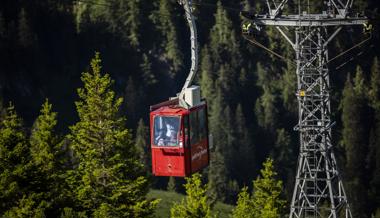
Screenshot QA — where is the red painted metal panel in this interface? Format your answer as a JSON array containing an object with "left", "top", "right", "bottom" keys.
[
  {"left": 190, "top": 139, "right": 209, "bottom": 173},
  {"left": 151, "top": 147, "right": 186, "bottom": 177},
  {"left": 150, "top": 102, "right": 209, "bottom": 177}
]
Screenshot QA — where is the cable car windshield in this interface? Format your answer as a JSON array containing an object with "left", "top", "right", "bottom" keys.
[{"left": 154, "top": 116, "right": 181, "bottom": 146}]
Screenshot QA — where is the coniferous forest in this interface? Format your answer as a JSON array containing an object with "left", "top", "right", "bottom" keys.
[{"left": 1, "top": 0, "right": 380, "bottom": 217}]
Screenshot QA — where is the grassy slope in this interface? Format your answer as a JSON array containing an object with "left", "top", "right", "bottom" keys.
[{"left": 148, "top": 189, "right": 234, "bottom": 218}]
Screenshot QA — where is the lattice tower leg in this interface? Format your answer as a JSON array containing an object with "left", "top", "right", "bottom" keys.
[{"left": 289, "top": 27, "right": 352, "bottom": 218}]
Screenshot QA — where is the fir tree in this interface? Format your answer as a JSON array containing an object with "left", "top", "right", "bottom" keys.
[
  {"left": 369, "top": 57, "right": 380, "bottom": 215},
  {"left": 75, "top": 0, "right": 142, "bottom": 47},
  {"left": 370, "top": 57, "right": 380, "bottom": 110},
  {"left": 30, "top": 99, "right": 58, "bottom": 174},
  {"left": 251, "top": 158, "right": 286, "bottom": 217},
  {"left": 233, "top": 104, "right": 255, "bottom": 184},
  {"left": 207, "top": 88, "right": 228, "bottom": 203},
  {"left": 232, "top": 187, "right": 254, "bottom": 218},
  {"left": 124, "top": 0, "right": 141, "bottom": 46},
  {"left": 150, "top": 0, "right": 183, "bottom": 75},
  {"left": 167, "top": 176, "right": 176, "bottom": 192},
  {"left": 26, "top": 99, "right": 60, "bottom": 216},
  {"left": 67, "top": 53, "right": 158, "bottom": 217},
  {"left": 170, "top": 173, "right": 213, "bottom": 218},
  {"left": 135, "top": 118, "right": 151, "bottom": 172},
  {"left": 17, "top": 8, "right": 34, "bottom": 47},
  {"left": 140, "top": 53, "right": 157, "bottom": 86},
  {"left": 199, "top": 46, "right": 215, "bottom": 102},
  {"left": 124, "top": 76, "right": 144, "bottom": 126},
  {"left": 341, "top": 69, "right": 371, "bottom": 218},
  {"left": 0, "top": 103, "right": 29, "bottom": 215},
  {"left": 281, "top": 59, "right": 297, "bottom": 113},
  {"left": 254, "top": 62, "right": 278, "bottom": 129},
  {"left": 232, "top": 158, "right": 286, "bottom": 218}
]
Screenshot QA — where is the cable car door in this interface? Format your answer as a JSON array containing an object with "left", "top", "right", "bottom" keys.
[
  {"left": 189, "top": 106, "right": 209, "bottom": 173},
  {"left": 151, "top": 115, "right": 186, "bottom": 177}
]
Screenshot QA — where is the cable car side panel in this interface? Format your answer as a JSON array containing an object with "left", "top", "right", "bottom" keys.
[
  {"left": 150, "top": 108, "right": 187, "bottom": 177},
  {"left": 150, "top": 103, "right": 209, "bottom": 177}
]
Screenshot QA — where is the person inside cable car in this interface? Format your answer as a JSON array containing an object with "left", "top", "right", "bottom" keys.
[{"left": 154, "top": 116, "right": 180, "bottom": 146}]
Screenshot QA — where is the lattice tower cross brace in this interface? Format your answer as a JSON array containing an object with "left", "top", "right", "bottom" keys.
[{"left": 242, "top": 0, "right": 367, "bottom": 217}]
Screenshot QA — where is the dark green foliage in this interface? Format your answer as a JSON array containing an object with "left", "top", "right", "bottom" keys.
[
  {"left": 167, "top": 177, "right": 177, "bottom": 192},
  {"left": 75, "top": 0, "right": 142, "bottom": 47},
  {"left": 30, "top": 100, "right": 58, "bottom": 175},
  {"left": 140, "top": 53, "right": 157, "bottom": 85},
  {"left": 232, "top": 104, "right": 255, "bottom": 184},
  {"left": 255, "top": 62, "right": 278, "bottom": 130},
  {"left": 124, "top": 76, "right": 144, "bottom": 125},
  {"left": 369, "top": 57, "right": 380, "bottom": 216},
  {"left": 135, "top": 118, "right": 151, "bottom": 173},
  {"left": 0, "top": 103, "right": 29, "bottom": 214},
  {"left": 150, "top": 0, "right": 183, "bottom": 75},
  {"left": 27, "top": 99, "right": 63, "bottom": 217},
  {"left": 200, "top": 46, "right": 215, "bottom": 101},
  {"left": 67, "top": 53, "right": 158, "bottom": 217},
  {"left": 170, "top": 173, "right": 213, "bottom": 218},
  {"left": 0, "top": 0, "right": 379, "bottom": 215},
  {"left": 17, "top": 8, "right": 34, "bottom": 48},
  {"left": 232, "top": 158, "right": 286, "bottom": 218},
  {"left": 341, "top": 67, "right": 371, "bottom": 217},
  {"left": 207, "top": 88, "right": 228, "bottom": 203}
]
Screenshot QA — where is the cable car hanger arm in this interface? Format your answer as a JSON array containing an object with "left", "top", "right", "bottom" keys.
[{"left": 177, "top": 0, "right": 199, "bottom": 109}]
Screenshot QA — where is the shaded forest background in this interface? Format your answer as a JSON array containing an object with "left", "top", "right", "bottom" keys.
[{"left": 1, "top": 0, "right": 380, "bottom": 217}]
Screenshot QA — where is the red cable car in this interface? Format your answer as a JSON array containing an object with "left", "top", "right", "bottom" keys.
[
  {"left": 150, "top": 0, "right": 210, "bottom": 177},
  {"left": 150, "top": 86, "right": 210, "bottom": 177}
]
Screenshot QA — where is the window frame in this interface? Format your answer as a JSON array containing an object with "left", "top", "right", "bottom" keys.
[{"left": 152, "top": 115, "right": 182, "bottom": 147}]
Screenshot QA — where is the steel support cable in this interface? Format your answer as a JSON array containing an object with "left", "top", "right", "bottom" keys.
[
  {"left": 192, "top": 2, "right": 240, "bottom": 13},
  {"left": 243, "top": 35, "right": 297, "bottom": 67},
  {"left": 335, "top": 44, "right": 375, "bottom": 69},
  {"left": 74, "top": 0, "right": 182, "bottom": 19},
  {"left": 326, "top": 33, "right": 372, "bottom": 65}
]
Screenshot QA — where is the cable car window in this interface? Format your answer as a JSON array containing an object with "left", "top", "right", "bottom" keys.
[
  {"left": 154, "top": 116, "right": 180, "bottom": 146},
  {"left": 183, "top": 115, "right": 190, "bottom": 147},
  {"left": 190, "top": 110, "right": 199, "bottom": 145},
  {"left": 198, "top": 107, "right": 207, "bottom": 140}
]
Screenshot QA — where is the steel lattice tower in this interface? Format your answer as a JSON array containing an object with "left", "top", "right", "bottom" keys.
[{"left": 242, "top": 0, "right": 368, "bottom": 217}]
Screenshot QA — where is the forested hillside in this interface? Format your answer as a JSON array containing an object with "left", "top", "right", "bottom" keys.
[{"left": 1, "top": 0, "right": 380, "bottom": 217}]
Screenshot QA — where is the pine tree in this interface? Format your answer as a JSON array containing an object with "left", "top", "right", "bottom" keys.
[
  {"left": 135, "top": 118, "right": 151, "bottom": 173},
  {"left": 30, "top": 99, "right": 58, "bottom": 174},
  {"left": 232, "top": 158, "right": 286, "bottom": 218},
  {"left": 281, "top": 59, "right": 297, "bottom": 113},
  {"left": 124, "top": 76, "right": 143, "bottom": 125},
  {"left": 140, "top": 53, "right": 157, "bottom": 86},
  {"left": 67, "top": 53, "right": 158, "bottom": 217},
  {"left": 233, "top": 104, "right": 255, "bottom": 184},
  {"left": 75, "top": 0, "right": 141, "bottom": 47},
  {"left": 167, "top": 177, "right": 176, "bottom": 192},
  {"left": 369, "top": 57, "right": 380, "bottom": 215},
  {"left": 207, "top": 88, "right": 228, "bottom": 203},
  {"left": 26, "top": 99, "right": 64, "bottom": 217},
  {"left": 150, "top": 0, "right": 183, "bottom": 75},
  {"left": 232, "top": 187, "right": 254, "bottom": 218},
  {"left": 341, "top": 68, "right": 371, "bottom": 218},
  {"left": 170, "top": 173, "right": 212, "bottom": 218},
  {"left": 251, "top": 158, "right": 286, "bottom": 217},
  {"left": 124, "top": 0, "right": 141, "bottom": 46},
  {"left": 199, "top": 46, "right": 215, "bottom": 103},
  {"left": 370, "top": 57, "right": 380, "bottom": 110},
  {"left": 18, "top": 8, "right": 34, "bottom": 47},
  {"left": 209, "top": 1, "right": 238, "bottom": 60},
  {"left": 0, "top": 103, "right": 29, "bottom": 215},
  {"left": 254, "top": 62, "right": 278, "bottom": 129}
]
